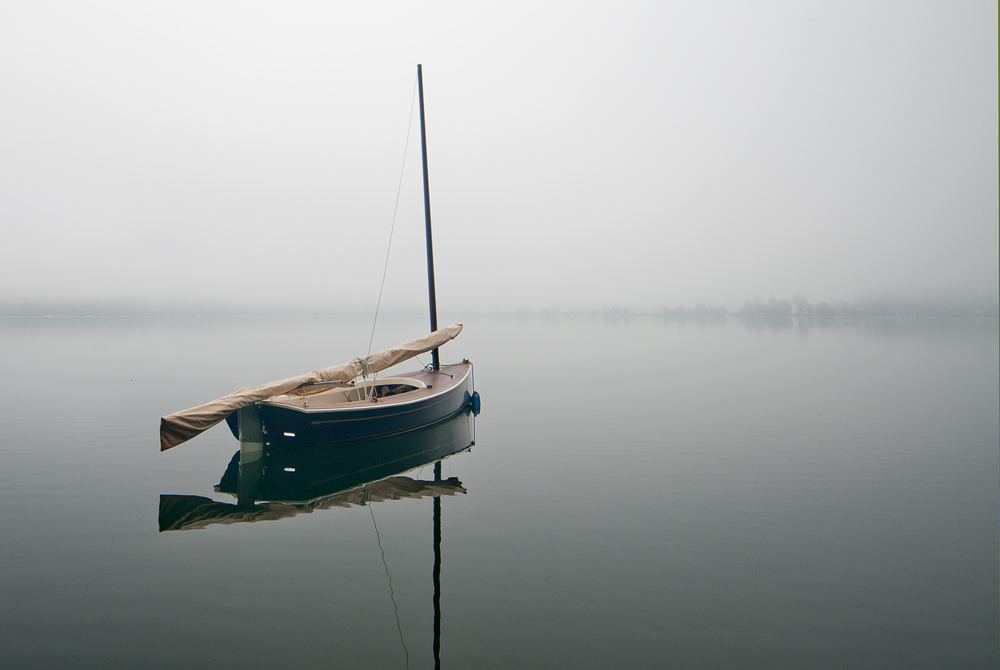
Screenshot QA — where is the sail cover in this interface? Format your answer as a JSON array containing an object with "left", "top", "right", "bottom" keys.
[{"left": 159, "top": 324, "right": 463, "bottom": 451}]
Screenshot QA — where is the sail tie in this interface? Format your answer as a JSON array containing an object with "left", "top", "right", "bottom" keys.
[
  {"left": 353, "top": 356, "right": 371, "bottom": 378},
  {"left": 353, "top": 357, "right": 379, "bottom": 401}
]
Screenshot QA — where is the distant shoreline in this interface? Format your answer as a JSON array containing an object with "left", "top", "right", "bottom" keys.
[
  {"left": 0, "top": 294, "right": 996, "bottom": 319},
  {"left": 0, "top": 310, "right": 996, "bottom": 320}
]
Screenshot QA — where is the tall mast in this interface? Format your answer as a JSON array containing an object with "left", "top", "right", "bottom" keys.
[{"left": 417, "top": 64, "right": 440, "bottom": 370}]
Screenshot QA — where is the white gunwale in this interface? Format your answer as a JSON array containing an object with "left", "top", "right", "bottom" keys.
[{"left": 260, "top": 363, "right": 470, "bottom": 414}]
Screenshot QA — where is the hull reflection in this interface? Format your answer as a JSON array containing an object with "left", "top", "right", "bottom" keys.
[{"left": 160, "top": 407, "right": 474, "bottom": 532}]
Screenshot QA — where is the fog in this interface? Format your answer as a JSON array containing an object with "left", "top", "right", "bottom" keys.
[{"left": 1, "top": 1, "right": 996, "bottom": 314}]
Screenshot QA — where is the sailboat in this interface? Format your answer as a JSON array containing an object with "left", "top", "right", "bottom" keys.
[{"left": 159, "top": 65, "right": 479, "bottom": 452}]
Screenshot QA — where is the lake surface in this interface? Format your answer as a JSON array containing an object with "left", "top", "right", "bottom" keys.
[{"left": 1, "top": 314, "right": 996, "bottom": 668}]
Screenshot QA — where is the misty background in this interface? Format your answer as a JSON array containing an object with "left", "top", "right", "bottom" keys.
[{"left": 1, "top": 1, "right": 996, "bottom": 315}]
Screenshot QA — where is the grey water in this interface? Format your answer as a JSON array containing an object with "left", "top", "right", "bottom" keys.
[{"left": 0, "top": 314, "right": 996, "bottom": 669}]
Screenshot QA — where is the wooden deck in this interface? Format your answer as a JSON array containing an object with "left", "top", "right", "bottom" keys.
[{"left": 263, "top": 362, "right": 470, "bottom": 412}]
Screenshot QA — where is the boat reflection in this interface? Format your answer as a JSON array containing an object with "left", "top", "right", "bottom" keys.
[{"left": 159, "top": 407, "right": 475, "bottom": 532}]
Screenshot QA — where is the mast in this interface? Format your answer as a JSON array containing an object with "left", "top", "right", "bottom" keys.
[{"left": 417, "top": 63, "right": 440, "bottom": 370}]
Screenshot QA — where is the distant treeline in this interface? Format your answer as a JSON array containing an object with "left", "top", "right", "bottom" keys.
[
  {"left": 740, "top": 295, "right": 998, "bottom": 318},
  {"left": 661, "top": 304, "right": 728, "bottom": 317},
  {"left": 0, "top": 300, "right": 213, "bottom": 317},
  {"left": 1, "top": 296, "right": 996, "bottom": 318},
  {"left": 0, "top": 300, "right": 378, "bottom": 317}
]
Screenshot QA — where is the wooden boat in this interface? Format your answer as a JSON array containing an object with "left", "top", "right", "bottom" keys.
[
  {"left": 159, "top": 65, "right": 479, "bottom": 452},
  {"left": 226, "top": 362, "right": 475, "bottom": 448}
]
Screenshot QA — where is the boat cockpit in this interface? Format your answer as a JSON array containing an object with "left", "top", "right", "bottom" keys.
[{"left": 265, "top": 377, "right": 426, "bottom": 408}]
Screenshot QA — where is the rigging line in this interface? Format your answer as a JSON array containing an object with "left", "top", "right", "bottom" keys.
[
  {"left": 368, "top": 75, "right": 419, "bottom": 357},
  {"left": 370, "top": 501, "right": 411, "bottom": 670}
]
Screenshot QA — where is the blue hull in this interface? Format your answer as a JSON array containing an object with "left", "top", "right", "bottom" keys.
[{"left": 226, "top": 363, "right": 475, "bottom": 448}]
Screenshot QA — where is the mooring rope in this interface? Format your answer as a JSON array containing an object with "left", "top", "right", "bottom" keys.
[
  {"left": 367, "top": 75, "right": 419, "bottom": 358},
  {"left": 370, "top": 501, "right": 411, "bottom": 670}
]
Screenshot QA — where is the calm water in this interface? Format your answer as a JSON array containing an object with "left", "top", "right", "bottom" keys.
[{"left": 0, "top": 314, "right": 997, "bottom": 668}]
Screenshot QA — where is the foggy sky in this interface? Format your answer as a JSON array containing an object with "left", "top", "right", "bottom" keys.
[{"left": 1, "top": 1, "right": 996, "bottom": 312}]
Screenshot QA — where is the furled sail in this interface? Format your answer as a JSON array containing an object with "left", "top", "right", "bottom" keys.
[{"left": 159, "top": 324, "right": 463, "bottom": 451}]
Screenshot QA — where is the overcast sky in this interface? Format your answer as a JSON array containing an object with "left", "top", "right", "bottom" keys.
[{"left": 0, "top": 0, "right": 996, "bottom": 312}]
